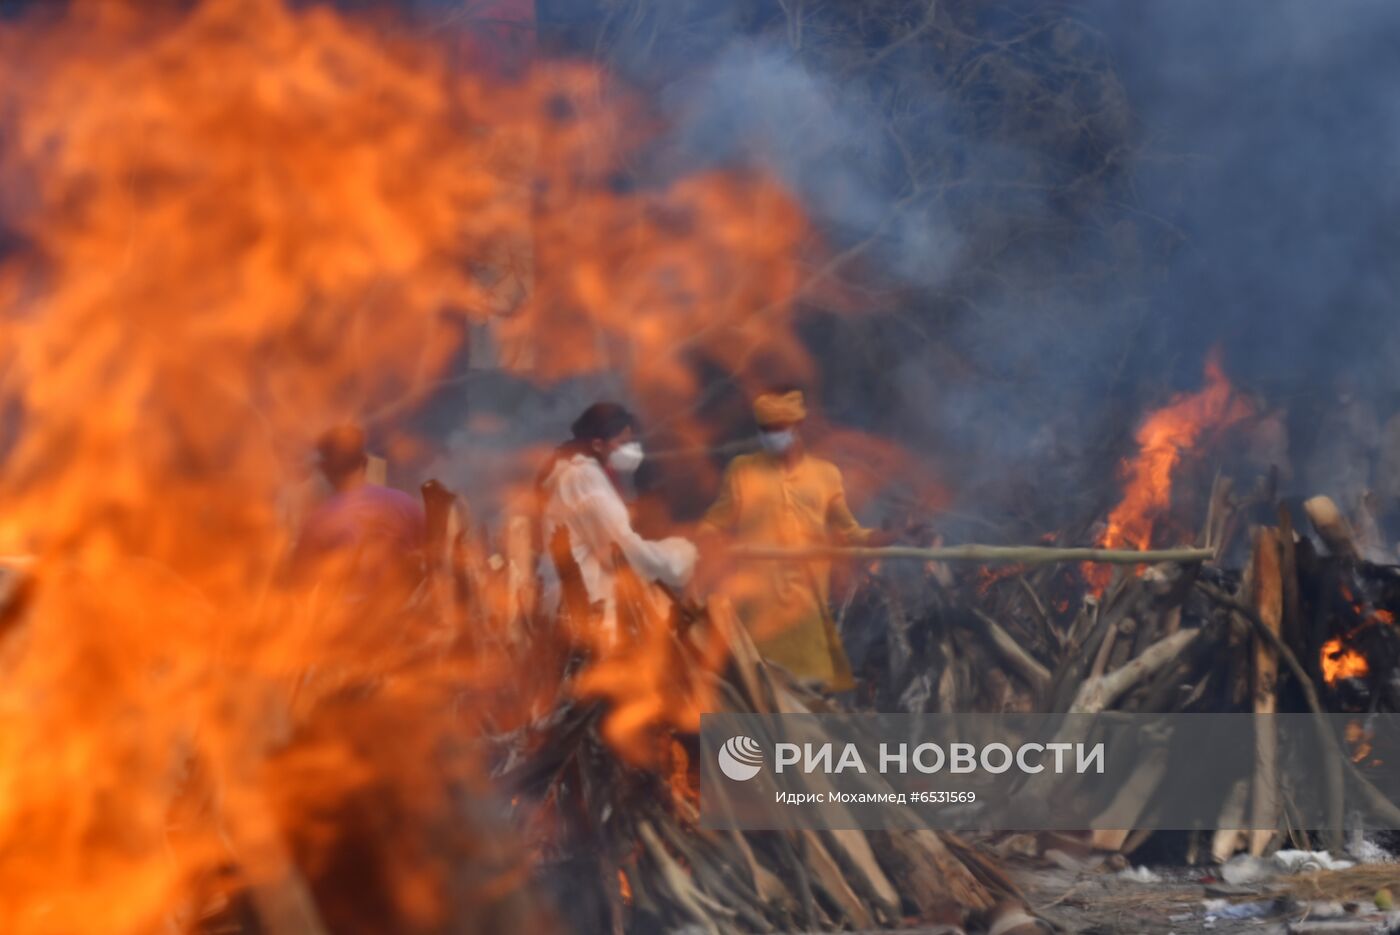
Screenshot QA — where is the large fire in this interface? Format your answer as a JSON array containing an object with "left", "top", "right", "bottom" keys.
[
  {"left": 1088, "top": 349, "right": 1253, "bottom": 591},
  {"left": 0, "top": 0, "right": 836, "bottom": 929}
]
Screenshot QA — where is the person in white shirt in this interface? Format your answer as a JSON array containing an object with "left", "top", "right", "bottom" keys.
[{"left": 537, "top": 402, "right": 697, "bottom": 640}]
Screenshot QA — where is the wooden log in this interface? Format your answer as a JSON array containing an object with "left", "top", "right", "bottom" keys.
[
  {"left": 940, "top": 834, "right": 1027, "bottom": 905},
  {"left": 1016, "top": 575, "right": 1054, "bottom": 641},
  {"left": 1063, "top": 595, "right": 1101, "bottom": 665},
  {"left": 1108, "top": 617, "right": 1139, "bottom": 677},
  {"left": 1049, "top": 578, "right": 1145, "bottom": 712},
  {"left": 1088, "top": 619, "right": 1120, "bottom": 684},
  {"left": 731, "top": 544, "right": 1216, "bottom": 566},
  {"left": 716, "top": 624, "right": 1016, "bottom": 926},
  {"left": 1249, "top": 527, "right": 1284, "bottom": 857},
  {"left": 1120, "top": 828, "right": 1154, "bottom": 856},
  {"left": 1304, "top": 496, "right": 1359, "bottom": 561},
  {"left": 987, "top": 902, "right": 1048, "bottom": 935},
  {"left": 1210, "top": 779, "right": 1248, "bottom": 863},
  {"left": 971, "top": 609, "right": 1052, "bottom": 698},
  {"left": 525, "top": 574, "right": 1027, "bottom": 934},
  {"left": 937, "top": 635, "right": 960, "bottom": 713},
  {"left": 1278, "top": 505, "right": 1306, "bottom": 660},
  {"left": 1085, "top": 687, "right": 1172, "bottom": 851},
  {"left": 1089, "top": 828, "right": 1131, "bottom": 852},
  {"left": 873, "top": 830, "right": 991, "bottom": 922},
  {"left": 1070, "top": 628, "right": 1202, "bottom": 714}
]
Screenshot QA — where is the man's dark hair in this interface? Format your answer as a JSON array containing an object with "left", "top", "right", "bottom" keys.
[
  {"left": 316, "top": 424, "right": 368, "bottom": 487},
  {"left": 570, "top": 402, "right": 638, "bottom": 444}
]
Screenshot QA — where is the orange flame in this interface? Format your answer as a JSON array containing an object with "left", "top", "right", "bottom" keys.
[
  {"left": 1088, "top": 349, "right": 1253, "bottom": 591},
  {"left": 1318, "top": 600, "right": 1394, "bottom": 689},
  {"left": 618, "top": 868, "right": 633, "bottom": 906},
  {"left": 1321, "top": 639, "right": 1370, "bottom": 684},
  {"left": 0, "top": 0, "right": 831, "bottom": 928}
]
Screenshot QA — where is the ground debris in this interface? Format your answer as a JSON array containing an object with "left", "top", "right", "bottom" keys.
[{"left": 1014, "top": 857, "right": 1400, "bottom": 934}]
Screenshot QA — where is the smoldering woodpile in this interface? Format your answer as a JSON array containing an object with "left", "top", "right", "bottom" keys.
[
  {"left": 842, "top": 485, "right": 1400, "bottom": 862},
  {"left": 472, "top": 471, "right": 1400, "bottom": 934},
  {"left": 494, "top": 532, "right": 1040, "bottom": 935},
  {"left": 494, "top": 658, "right": 1035, "bottom": 935},
  {"left": 157, "top": 466, "right": 1400, "bottom": 935}
]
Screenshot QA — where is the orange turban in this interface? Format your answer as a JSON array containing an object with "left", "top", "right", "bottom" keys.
[{"left": 753, "top": 390, "right": 807, "bottom": 426}]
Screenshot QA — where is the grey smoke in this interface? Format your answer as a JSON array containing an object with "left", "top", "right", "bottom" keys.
[
  {"left": 399, "top": 0, "right": 1400, "bottom": 536},
  {"left": 655, "top": 39, "right": 968, "bottom": 290}
]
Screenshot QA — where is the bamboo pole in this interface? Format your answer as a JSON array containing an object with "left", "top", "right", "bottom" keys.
[{"left": 730, "top": 544, "right": 1215, "bottom": 566}]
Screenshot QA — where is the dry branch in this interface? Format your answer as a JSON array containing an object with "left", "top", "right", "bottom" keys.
[
  {"left": 972, "top": 608, "right": 1052, "bottom": 697},
  {"left": 1070, "top": 628, "right": 1202, "bottom": 714}
]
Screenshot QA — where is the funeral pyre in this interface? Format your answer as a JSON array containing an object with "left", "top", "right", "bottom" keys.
[
  {"left": 490, "top": 360, "right": 1400, "bottom": 933},
  {"left": 0, "top": 1, "right": 1397, "bottom": 934},
  {"left": 0, "top": 0, "right": 1046, "bottom": 932}
]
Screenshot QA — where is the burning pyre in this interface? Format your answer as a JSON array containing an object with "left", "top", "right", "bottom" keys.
[
  {"left": 0, "top": 0, "right": 1396, "bottom": 933},
  {"left": 1086, "top": 350, "right": 1255, "bottom": 593},
  {"left": 0, "top": 0, "right": 834, "bottom": 930},
  {"left": 0, "top": 0, "right": 1012, "bottom": 932}
]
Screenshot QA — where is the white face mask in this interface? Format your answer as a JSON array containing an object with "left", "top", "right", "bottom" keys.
[
  {"left": 607, "top": 441, "right": 645, "bottom": 475},
  {"left": 758, "top": 429, "right": 796, "bottom": 454}
]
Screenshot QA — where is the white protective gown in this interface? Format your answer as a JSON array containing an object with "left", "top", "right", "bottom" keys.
[{"left": 538, "top": 454, "right": 696, "bottom": 637}]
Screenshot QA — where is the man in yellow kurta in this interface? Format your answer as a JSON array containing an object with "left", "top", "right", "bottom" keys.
[{"left": 699, "top": 390, "right": 890, "bottom": 691}]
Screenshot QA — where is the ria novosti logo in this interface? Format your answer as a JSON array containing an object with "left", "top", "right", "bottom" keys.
[{"left": 717, "top": 736, "right": 764, "bottom": 781}]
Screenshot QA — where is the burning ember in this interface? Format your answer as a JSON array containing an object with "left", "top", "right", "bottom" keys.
[
  {"left": 1088, "top": 349, "right": 1253, "bottom": 591},
  {"left": 1320, "top": 601, "right": 1397, "bottom": 687},
  {"left": 1321, "top": 638, "right": 1370, "bottom": 684}
]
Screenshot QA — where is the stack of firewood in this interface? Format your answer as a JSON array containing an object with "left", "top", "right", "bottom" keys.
[
  {"left": 431, "top": 471, "right": 1400, "bottom": 931},
  {"left": 493, "top": 534, "right": 1041, "bottom": 935},
  {"left": 842, "top": 483, "right": 1400, "bottom": 863}
]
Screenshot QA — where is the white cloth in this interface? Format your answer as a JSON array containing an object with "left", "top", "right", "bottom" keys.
[{"left": 538, "top": 455, "right": 696, "bottom": 634}]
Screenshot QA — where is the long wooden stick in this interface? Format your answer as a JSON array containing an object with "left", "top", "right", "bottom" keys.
[
  {"left": 1249, "top": 528, "right": 1284, "bottom": 857},
  {"left": 971, "top": 609, "right": 1052, "bottom": 696},
  {"left": 730, "top": 544, "right": 1215, "bottom": 566},
  {"left": 1070, "top": 627, "right": 1201, "bottom": 714}
]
